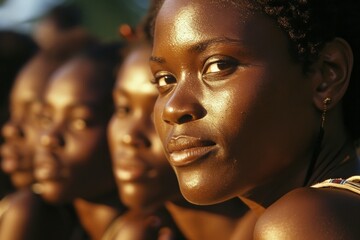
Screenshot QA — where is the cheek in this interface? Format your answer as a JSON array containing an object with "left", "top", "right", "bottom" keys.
[
  {"left": 149, "top": 132, "right": 170, "bottom": 168},
  {"left": 153, "top": 99, "right": 168, "bottom": 144},
  {"left": 24, "top": 127, "right": 40, "bottom": 146},
  {"left": 107, "top": 117, "right": 120, "bottom": 154},
  {"left": 65, "top": 128, "right": 108, "bottom": 162}
]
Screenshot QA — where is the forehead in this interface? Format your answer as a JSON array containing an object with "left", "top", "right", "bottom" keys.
[
  {"left": 11, "top": 56, "right": 54, "bottom": 103},
  {"left": 45, "top": 58, "right": 103, "bottom": 106},
  {"left": 116, "top": 49, "right": 157, "bottom": 96},
  {"left": 153, "top": 0, "right": 286, "bottom": 54},
  {"left": 157, "top": 0, "right": 252, "bottom": 41}
]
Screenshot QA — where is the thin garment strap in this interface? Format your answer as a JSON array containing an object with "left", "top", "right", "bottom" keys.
[{"left": 311, "top": 176, "right": 360, "bottom": 195}]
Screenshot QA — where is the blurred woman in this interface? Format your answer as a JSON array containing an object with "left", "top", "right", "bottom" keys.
[
  {"left": 0, "top": 52, "right": 77, "bottom": 240},
  {"left": 34, "top": 43, "right": 127, "bottom": 240}
]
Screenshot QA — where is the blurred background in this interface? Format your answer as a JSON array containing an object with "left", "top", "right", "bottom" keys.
[{"left": 0, "top": 0, "right": 148, "bottom": 41}]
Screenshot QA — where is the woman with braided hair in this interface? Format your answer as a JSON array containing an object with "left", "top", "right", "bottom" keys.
[{"left": 150, "top": 0, "right": 360, "bottom": 238}]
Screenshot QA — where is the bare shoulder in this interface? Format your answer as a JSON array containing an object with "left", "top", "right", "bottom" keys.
[
  {"left": 254, "top": 187, "right": 360, "bottom": 240},
  {"left": 3, "top": 189, "right": 38, "bottom": 220},
  {"left": 1, "top": 189, "right": 75, "bottom": 240},
  {"left": 0, "top": 189, "right": 41, "bottom": 240}
]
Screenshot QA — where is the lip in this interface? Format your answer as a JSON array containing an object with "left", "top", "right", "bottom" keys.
[
  {"left": 167, "top": 135, "right": 216, "bottom": 167},
  {"left": 34, "top": 151, "right": 63, "bottom": 182},
  {"left": 113, "top": 152, "right": 149, "bottom": 182},
  {"left": 1, "top": 144, "right": 21, "bottom": 173}
]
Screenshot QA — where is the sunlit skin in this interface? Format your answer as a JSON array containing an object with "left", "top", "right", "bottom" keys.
[
  {"left": 109, "top": 45, "right": 254, "bottom": 240},
  {"left": 0, "top": 53, "right": 80, "bottom": 240},
  {"left": 1, "top": 53, "right": 59, "bottom": 189},
  {"left": 151, "top": 0, "right": 360, "bottom": 239},
  {"left": 151, "top": 0, "right": 318, "bottom": 206},
  {"left": 151, "top": 0, "right": 359, "bottom": 204},
  {"left": 108, "top": 46, "right": 181, "bottom": 210},
  {"left": 34, "top": 57, "right": 116, "bottom": 204}
]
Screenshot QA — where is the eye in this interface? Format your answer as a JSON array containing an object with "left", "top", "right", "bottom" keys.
[
  {"left": 39, "top": 114, "right": 53, "bottom": 129},
  {"left": 69, "top": 119, "right": 87, "bottom": 131},
  {"left": 152, "top": 72, "right": 177, "bottom": 94},
  {"left": 27, "top": 102, "right": 43, "bottom": 126},
  {"left": 204, "top": 61, "right": 234, "bottom": 73},
  {"left": 158, "top": 75, "right": 176, "bottom": 87},
  {"left": 202, "top": 56, "right": 239, "bottom": 79},
  {"left": 28, "top": 112, "right": 43, "bottom": 127},
  {"left": 115, "top": 105, "right": 130, "bottom": 118}
]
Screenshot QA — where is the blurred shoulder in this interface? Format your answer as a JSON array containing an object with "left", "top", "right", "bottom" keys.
[
  {"left": 4, "top": 188, "right": 39, "bottom": 217},
  {"left": 254, "top": 187, "right": 360, "bottom": 240}
]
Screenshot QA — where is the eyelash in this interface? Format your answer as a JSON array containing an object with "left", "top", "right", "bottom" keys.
[
  {"left": 39, "top": 114, "right": 90, "bottom": 131},
  {"left": 151, "top": 56, "right": 239, "bottom": 92},
  {"left": 201, "top": 56, "right": 239, "bottom": 80},
  {"left": 151, "top": 72, "right": 177, "bottom": 94},
  {"left": 114, "top": 105, "right": 131, "bottom": 117}
]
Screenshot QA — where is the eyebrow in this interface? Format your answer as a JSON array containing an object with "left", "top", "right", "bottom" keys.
[
  {"left": 149, "top": 37, "right": 245, "bottom": 64},
  {"left": 189, "top": 37, "right": 245, "bottom": 53},
  {"left": 149, "top": 56, "right": 166, "bottom": 64},
  {"left": 112, "top": 88, "right": 129, "bottom": 98}
]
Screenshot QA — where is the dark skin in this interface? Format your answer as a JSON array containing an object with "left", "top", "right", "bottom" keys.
[
  {"left": 1, "top": 53, "right": 60, "bottom": 189},
  {"left": 34, "top": 57, "right": 124, "bottom": 240},
  {"left": 108, "top": 46, "right": 251, "bottom": 240},
  {"left": 0, "top": 53, "right": 76, "bottom": 240},
  {"left": 151, "top": 0, "right": 360, "bottom": 239}
]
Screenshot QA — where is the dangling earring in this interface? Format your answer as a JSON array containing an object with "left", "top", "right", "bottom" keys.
[
  {"left": 321, "top": 97, "right": 332, "bottom": 128},
  {"left": 304, "top": 97, "right": 332, "bottom": 186}
]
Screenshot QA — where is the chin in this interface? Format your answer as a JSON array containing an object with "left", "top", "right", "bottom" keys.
[
  {"left": 120, "top": 184, "right": 162, "bottom": 210},
  {"left": 34, "top": 181, "right": 71, "bottom": 205},
  {"left": 176, "top": 170, "right": 235, "bottom": 205},
  {"left": 11, "top": 172, "right": 34, "bottom": 189}
]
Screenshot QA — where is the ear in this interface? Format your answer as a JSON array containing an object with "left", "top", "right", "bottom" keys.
[{"left": 311, "top": 38, "right": 353, "bottom": 111}]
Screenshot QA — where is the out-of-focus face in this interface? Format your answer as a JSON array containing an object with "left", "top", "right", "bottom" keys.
[
  {"left": 1, "top": 55, "right": 52, "bottom": 189},
  {"left": 151, "top": 0, "right": 318, "bottom": 205},
  {"left": 34, "top": 58, "right": 115, "bottom": 204},
  {"left": 33, "top": 19, "right": 59, "bottom": 51},
  {"left": 108, "top": 47, "right": 180, "bottom": 209}
]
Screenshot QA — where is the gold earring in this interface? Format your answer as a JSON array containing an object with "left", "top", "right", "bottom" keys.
[{"left": 321, "top": 97, "right": 332, "bottom": 128}]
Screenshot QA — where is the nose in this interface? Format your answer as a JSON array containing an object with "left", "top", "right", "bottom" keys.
[
  {"left": 162, "top": 85, "right": 206, "bottom": 125},
  {"left": 2, "top": 121, "right": 24, "bottom": 140},
  {"left": 121, "top": 129, "right": 151, "bottom": 149},
  {"left": 39, "top": 127, "right": 65, "bottom": 149}
]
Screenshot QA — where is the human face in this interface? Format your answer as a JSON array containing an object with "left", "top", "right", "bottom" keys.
[
  {"left": 1, "top": 55, "right": 50, "bottom": 189},
  {"left": 34, "top": 58, "right": 115, "bottom": 204},
  {"left": 151, "top": 0, "right": 319, "bottom": 205},
  {"left": 108, "top": 47, "right": 180, "bottom": 209}
]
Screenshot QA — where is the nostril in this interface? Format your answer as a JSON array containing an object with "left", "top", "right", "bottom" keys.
[
  {"left": 2, "top": 123, "right": 24, "bottom": 139},
  {"left": 121, "top": 133, "right": 152, "bottom": 148},
  {"left": 143, "top": 138, "right": 151, "bottom": 148},
  {"left": 178, "top": 114, "right": 194, "bottom": 124},
  {"left": 40, "top": 134, "right": 64, "bottom": 148}
]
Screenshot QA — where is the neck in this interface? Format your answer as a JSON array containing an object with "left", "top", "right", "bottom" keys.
[
  {"left": 241, "top": 107, "right": 359, "bottom": 209},
  {"left": 73, "top": 191, "right": 125, "bottom": 240},
  {"left": 165, "top": 198, "right": 248, "bottom": 240},
  {"left": 308, "top": 110, "right": 359, "bottom": 183}
]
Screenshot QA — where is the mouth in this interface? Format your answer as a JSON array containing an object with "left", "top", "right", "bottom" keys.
[
  {"left": 167, "top": 135, "right": 216, "bottom": 167},
  {"left": 114, "top": 163, "right": 147, "bottom": 182},
  {"left": 113, "top": 153, "right": 150, "bottom": 182},
  {"left": 1, "top": 145, "right": 21, "bottom": 173},
  {"left": 34, "top": 152, "right": 63, "bottom": 182}
]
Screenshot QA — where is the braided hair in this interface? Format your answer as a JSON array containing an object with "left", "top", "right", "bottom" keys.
[{"left": 151, "top": 0, "right": 360, "bottom": 140}]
